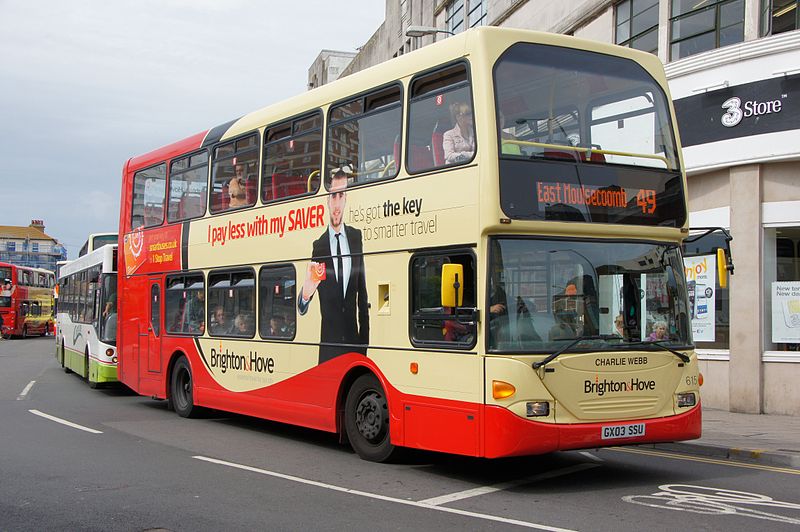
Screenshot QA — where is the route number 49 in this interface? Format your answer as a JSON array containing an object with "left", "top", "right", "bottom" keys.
[{"left": 636, "top": 189, "right": 657, "bottom": 214}]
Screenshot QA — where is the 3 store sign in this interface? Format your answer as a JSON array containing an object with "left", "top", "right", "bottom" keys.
[{"left": 721, "top": 94, "right": 786, "bottom": 127}]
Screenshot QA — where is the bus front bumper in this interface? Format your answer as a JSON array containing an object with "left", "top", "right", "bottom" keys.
[{"left": 483, "top": 402, "right": 702, "bottom": 458}]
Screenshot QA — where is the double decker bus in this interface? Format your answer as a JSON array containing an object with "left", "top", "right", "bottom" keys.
[
  {"left": 79, "top": 232, "right": 118, "bottom": 257},
  {"left": 0, "top": 262, "right": 55, "bottom": 338},
  {"left": 118, "top": 28, "right": 722, "bottom": 461},
  {"left": 55, "top": 245, "right": 118, "bottom": 387}
]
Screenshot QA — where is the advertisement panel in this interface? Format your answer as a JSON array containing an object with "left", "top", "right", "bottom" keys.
[
  {"left": 684, "top": 255, "right": 716, "bottom": 342},
  {"left": 772, "top": 281, "right": 800, "bottom": 343}
]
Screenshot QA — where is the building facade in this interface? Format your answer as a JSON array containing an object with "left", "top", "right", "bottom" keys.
[
  {"left": 314, "top": 0, "right": 800, "bottom": 415},
  {"left": 0, "top": 220, "right": 67, "bottom": 272}
]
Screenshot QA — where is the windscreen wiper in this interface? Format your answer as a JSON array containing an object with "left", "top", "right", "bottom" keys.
[
  {"left": 621, "top": 339, "right": 690, "bottom": 363},
  {"left": 533, "top": 334, "right": 622, "bottom": 369}
]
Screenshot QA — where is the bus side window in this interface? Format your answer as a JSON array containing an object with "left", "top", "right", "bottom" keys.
[
  {"left": 132, "top": 164, "right": 167, "bottom": 229},
  {"left": 168, "top": 151, "right": 208, "bottom": 223},
  {"left": 408, "top": 62, "right": 474, "bottom": 174},
  {"left": 263, "top": 112, "right": 322, "bottom": 203},
  {"left": 258, "top": 265, "right": 296, "bottom": 339},
  {"left": 409, "top": 250, "right": 476, "bottom": 347},
  {"left": 210, "top": 134, "right": 258, "bottom": 214},
  {"left": 326, "top": 85, "right": 401, "bottom": 187}
]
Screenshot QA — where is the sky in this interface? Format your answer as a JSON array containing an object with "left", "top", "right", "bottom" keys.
[{"left": 0, "top": 0, "right": 386, "bottom": 259}]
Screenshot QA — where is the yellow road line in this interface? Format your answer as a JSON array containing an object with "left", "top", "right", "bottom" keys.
[{"left": 606, "top": 446, "right": 800, "bottom": 475}]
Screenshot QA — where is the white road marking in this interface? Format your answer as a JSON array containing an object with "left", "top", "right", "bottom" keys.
[
  {"left": 623, "top": 484, "right": 800, "bottom": 525},
  {"left": 28, "top": 409, "right": 103, "bottom": 434},
  {"left": 419, "top": 463, "right": 599, "bottom": 506},
  {"left": 193, "top": 455, "right": 577, "bottom": 531},
  {"left": 579, "top": 451, "right": 604, "bottom": 462},
  {"left": 17, "top": 380, "right": 36, "bottom": 400}
]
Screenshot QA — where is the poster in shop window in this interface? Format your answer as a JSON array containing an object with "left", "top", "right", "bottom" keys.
[
  {"left": 772, "top": 281, "right": 800, "bottom": 343},
  {"left": 684, "top": 255, "right": 716, "bottom": 342}
]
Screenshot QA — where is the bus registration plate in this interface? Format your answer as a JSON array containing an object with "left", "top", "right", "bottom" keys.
[{"left": 601, "top": 423, "right": 645, "bottom": 440}]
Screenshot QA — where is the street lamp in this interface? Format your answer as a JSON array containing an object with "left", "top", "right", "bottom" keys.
[{"left": 405, "top": 25, "right": 454, "bottom": 39}]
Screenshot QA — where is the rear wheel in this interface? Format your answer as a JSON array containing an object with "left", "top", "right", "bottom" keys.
[
  {"left": 344, "top": 374, "right": 396, "bottom": 462},
  {"left": 171, "top": 356, "right": 198, "bottom": 418}
]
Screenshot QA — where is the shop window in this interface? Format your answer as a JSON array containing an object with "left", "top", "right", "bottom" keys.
[
  {"left": 683, "top": 233, "right": 730, "bottom": 350},
  {"left": 765, "top": 227, "right": 800, "bottom": 352},
  {"left": 670, "top": 0, "right": 744, "bottom": 60},
  {"left": 615, "top": 0, "right": 659, "bottom": 54},
  {"left": 259, "top": 265, "right": 296, "bottom": 339},
  {"left": 326, "top": 84, "right": 401, "bottom": 187},
  {"left": 131, "top": 163, "right": 167, "bottom": 229},
  {"left": 761, "top": 0, "right": 800, "bottom": 36},
  {"left": 410, "top": 251, "right": 476, "bottom": 347}
]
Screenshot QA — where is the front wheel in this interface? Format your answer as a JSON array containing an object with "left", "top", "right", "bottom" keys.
[
  {"left": 170, "top": 356, "right": 199, "bottom": 418},
  {"left": 344, "top": 374, "right": 396, "bottom": 462}
]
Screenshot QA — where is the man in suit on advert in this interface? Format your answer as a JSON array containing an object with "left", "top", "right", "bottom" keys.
[{"left": 298, "top": 169, "right": 369, "bottom": 363}]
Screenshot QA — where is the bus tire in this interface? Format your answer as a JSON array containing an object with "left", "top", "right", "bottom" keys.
[
  {"left": 84, "top": 350, "right": 91, "bottom": 383},
  {"left": 344, "top": 373, "right": 396, "bottom": 462},
  {"left": 22, "top": 326, "right": 27, "bottom": 338},
  {"left": 171, "top": 356, "right": 198, "bottom": 418}
]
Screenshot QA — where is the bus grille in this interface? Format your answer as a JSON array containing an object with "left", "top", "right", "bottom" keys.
[{"left": 577, "top": 396, "right": 660, "bottom": 417}]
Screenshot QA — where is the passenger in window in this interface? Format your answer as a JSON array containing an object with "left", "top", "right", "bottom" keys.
[
  {"left": 187, "top": 290, "right": 205, "bottom": 334},
  {"left": 210, "top": 305, "right": 232, "bottom": 335},
  {"left": 268, "top": 314, "right": 289, "bottom": 337},
  {"left": 228, "top": 164, "right": 249, "bottom": 208},
  {"left": 614, "top": 314, "right": 626, "bottom": 337},
  {"left": 443, "top": 102, "right": 475, "bottom": 164},
  {"left": 647, "top": 321, "right": 668, "bottom": 342},
  {"left": 234, "top": 312, "right": 254, "bottom": 336}
]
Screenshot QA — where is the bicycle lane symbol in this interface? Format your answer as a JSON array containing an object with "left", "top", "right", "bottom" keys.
[{"left": 623, "top": 484, "right": 800, "bottom": 526}]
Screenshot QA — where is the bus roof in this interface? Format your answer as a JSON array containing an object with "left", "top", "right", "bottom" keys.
[
  {"left": 60, "top": 244, "right": 117, "bottom": 278},
  {"left": 126, "top": 27, "right": 668, "bottom": 166}
]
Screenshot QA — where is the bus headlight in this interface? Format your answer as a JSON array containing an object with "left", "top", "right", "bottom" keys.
[
  {"left": 106, "top": 348, "right": 114, "bottom": 357},
  {"left": 677, "top": 392, "right": 696, "bottom": 408},
  {"left": 526, "top": 401, "right": 550, "bottom": 417}
]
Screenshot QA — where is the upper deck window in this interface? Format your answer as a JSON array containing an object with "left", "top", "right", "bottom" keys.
[
  {"left": 131, "top": 163, "right": 167, "bottom": 229},
  {"left": 326, "top": 85, "right": 401, "bottom": 188},
  {"left": 262, "top": 111, "right": 322, "bottom": 202},
  {"left": 407, "top": 62, "right": 475, "bottom": 173},
  {"left": 168, "top": 151, "right": 208, "bottom": 222},
  {"left": 494, "top": 43, "right": 678, "bottom": 170},
  {"left": 494, "top": 43, "right": 685, "bottom": 226},
  {"left": 210, "top": 133, "right": 259, "bottom": 213}
]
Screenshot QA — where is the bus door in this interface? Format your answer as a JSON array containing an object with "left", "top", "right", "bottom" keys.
[{"left": 146, "top": 280, "right": 162, "bottom": 374}]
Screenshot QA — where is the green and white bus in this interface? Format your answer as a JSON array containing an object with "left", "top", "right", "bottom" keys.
[{"left": 55, "top": 244, "right": 118, "bottom": 387}]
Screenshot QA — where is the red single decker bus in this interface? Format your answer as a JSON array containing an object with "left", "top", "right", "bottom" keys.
[{"left": 1, "top": 262, "right": 55, "bottom": 338}]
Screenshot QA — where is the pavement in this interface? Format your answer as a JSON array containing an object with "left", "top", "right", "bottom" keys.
[{"left": 647, "top": 406, "right": 800, "bottom": 468}]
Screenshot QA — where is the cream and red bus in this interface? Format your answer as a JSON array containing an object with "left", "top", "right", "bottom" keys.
[{"left": 117, "top": 27, "right": 713, "bottom": 461}]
